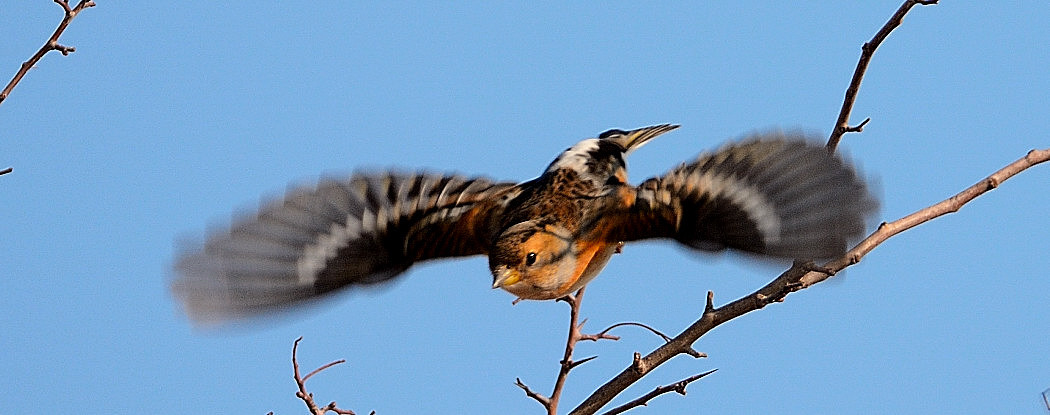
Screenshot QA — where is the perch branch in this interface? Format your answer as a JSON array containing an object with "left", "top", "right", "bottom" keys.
[
  {"left": 826, "top": 0, "right": 937, "bottom": 152},
  {"left": 0, "top": 0, "right": 96, "bottom": 106},
  {"left": 519, "top": 288, "right": 619, "bottom": 414},
  {"left": 570, "top": 149, "right": 1050, "bottom": 414}
]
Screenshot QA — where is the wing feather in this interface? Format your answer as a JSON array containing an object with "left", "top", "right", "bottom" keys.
[
  {"left": 603, "top": 133, "right": 876, "bottom": 259},
  {"left": 172, "top": 172, "right": 515, "bottom": 325}
]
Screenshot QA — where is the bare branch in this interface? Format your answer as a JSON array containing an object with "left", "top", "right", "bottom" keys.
[
  {"left": 0, "top": 167, "right": 12, "bottom": 176},
  {"left": 600, "top": 370, "right": 717, "bottom": 415},
  {"left": 571, "top": 149, "right": 1049, "bottom": 414},
  {"left": 591, "top": 322, "right": 670, "bottom": 343},
  {"left": 290, "top": 337, "right": 369, "bottom": 415},
  {"left": 802, "top": 147, "right": 1050, "bottom": 287},
  {"left": 826, "top": 0, "right": 937, "bottom": 152},
  {"left": 516, "top": 378, "right": 552, "bottom": 408},
  {"left": 519, "top": 287, "right": 624, "bottom": 414},
  {"left": 0, "top": 0, "right": 96, "bottom": 106},
  {"left": 587, "top": 322, "right": 705, "bottom": 359},
  {"left": 546, "top": 288, "right": 588, "bottom": 414},
  {"left": 303, "top": 359, "right": 347, "bottom": 384}
]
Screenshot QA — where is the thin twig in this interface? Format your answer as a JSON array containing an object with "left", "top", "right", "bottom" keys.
[
  {"left": 570, "top": 148, "right": 1050, "bottom": 415},
  {"left": 290, "top": 337, "right": 369, "bottom": 415},
  {"left": 0, "top": 0, "right": 96, "bottom": 106},
  {"left": 303, "top": 359, "right": 347, "bottom": 383},
  {"left": 600, "top": 370, "right": 718, "bottom": 415},
  {"left": 592, "top": 322, "right": 671, "bottom": 343},
  {"left": 516, "top": 378, "right": 551, "bottom": 407},
  {"left": 801, "top": 147, "right": 1050, "bottom": 287},
  {"left": 586, "top": 322, "right": 706, "bottom": 359},
  {"left": 826, "top": 0, "right": 937, "bottom": 152},
  {"left": 0, "top": 167, "right": 12, "bottom": 176}
]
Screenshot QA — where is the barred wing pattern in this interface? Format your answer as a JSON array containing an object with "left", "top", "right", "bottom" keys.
[
  {"left": 609, "top": 133, "right": 876, "bottom": 260},
  {"left": 172, "top": 172, "right": 515, "bottom": 324}
]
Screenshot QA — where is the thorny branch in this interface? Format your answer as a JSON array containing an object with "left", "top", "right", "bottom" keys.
[
  {"left": 290, "top": 337, "right": 371, "bottom": 415},
  {"left": 600, "top": 370, "right": 717, "bottom": 415},
  {"left": 826, "top": 0, "right": 938, "bottom": 153},
  {"left": 517, "top": 288, "right": 620, "bottom": 415},
  {"left": 0, "top": 0, "right": 95, "bottom": 107},
  {"left": 569, "top": 147, "right": 1050, "bottom": 413}
]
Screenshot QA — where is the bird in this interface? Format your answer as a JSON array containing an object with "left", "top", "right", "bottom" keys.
[{"left": 172, "top": 125, "right": 877, "bottom": 325}]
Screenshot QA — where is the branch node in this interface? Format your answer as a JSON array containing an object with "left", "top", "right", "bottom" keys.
[
  {"left": 985, "top": 176, "right": 1000, "bottom": 190},
  {"left": 2, "top": 0, "right": 94, "bottom": 107},
  {"left": 54, "top": 43, "right": 76, "bottom": 56},
  {"left": 684, "top": 347, "right": 707, "bottom": 359},
  {"left": 290, "top": 338, "right": 364, "bottom": 415},
  {"left": 845, "top": 117, "right": 872, "bottom": 133},
  {"left": 798, "top": 260, "right": 836, "bottom": 277},
  {"left": 704, "top": 290, "right": 715, "bottom": 313},
  {"left": 55, "top": 0, "right": 73, "bottom": 14},
  {"left": 599, "top": 369, "right": 719, "bottom": 415},
  {"left": 567, "top": 355, "right": 599, "bottom": 370},
  {"left": 826, "top": 0, "right": 936, "bottom": 152},
  {"left": 630, "top": 352, "right": 648, "bottom": 374}
]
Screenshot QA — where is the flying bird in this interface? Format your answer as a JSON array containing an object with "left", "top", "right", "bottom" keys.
[{"left": 172, "top": 125, "right": 876, "bottom": 324}]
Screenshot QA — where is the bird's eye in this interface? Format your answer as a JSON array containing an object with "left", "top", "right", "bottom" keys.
[{"left": 525, "top": 252, "right": 538, "bottom": 266}]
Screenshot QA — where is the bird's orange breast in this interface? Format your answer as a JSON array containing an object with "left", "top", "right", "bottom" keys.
[{"left": 557, "top": 239, "right": 619, "bottom": 296}]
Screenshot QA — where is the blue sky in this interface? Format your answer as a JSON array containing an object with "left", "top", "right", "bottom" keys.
[{"left": 3, "top": 2, "right": 1049, "bottom": 414}]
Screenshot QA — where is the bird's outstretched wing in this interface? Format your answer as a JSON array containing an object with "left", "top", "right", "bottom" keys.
[
  {"left": 172, "top": 172, "right": 516, "bottom": 325},
  {"left": 602, "top": 133, "right": 877, "bottom": 259}
]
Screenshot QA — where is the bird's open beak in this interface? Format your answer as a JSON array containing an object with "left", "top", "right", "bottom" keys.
[{"left": 492, "top": 267, "right": 521, "bottom": 289}]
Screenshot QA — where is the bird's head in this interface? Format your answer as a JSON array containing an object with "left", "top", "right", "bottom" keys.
[
  {"left": 489, "top": 221, "right": 576, "bottom": 300},
  {"left": 543, "top": 124, "right": 680, "bottom": 188}
]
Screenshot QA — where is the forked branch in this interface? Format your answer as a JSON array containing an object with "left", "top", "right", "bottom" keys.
[
  {"left": 826, "top": 0, "right": 939, "bottom": 152},
  {"left": 518, "top": 288, "right": 620, "bottom": 415},
  {"left": 0, "top": 0, "right": 96, "bottom": 106},
  {"left": 290, "top": 337, "right": 371, "bottom": 415}
]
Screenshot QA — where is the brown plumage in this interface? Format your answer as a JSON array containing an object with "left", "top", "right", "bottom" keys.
[{"left": 172, "top": 125, "right": 877, "bottom": 325}]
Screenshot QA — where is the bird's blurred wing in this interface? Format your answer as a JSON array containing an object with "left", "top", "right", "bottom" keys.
[
  {"left": 172, "top": 172, "right": 516, "bottom": 325},
  {"left": 603, "top": 133, "right": 877, "bottom": 259}
]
